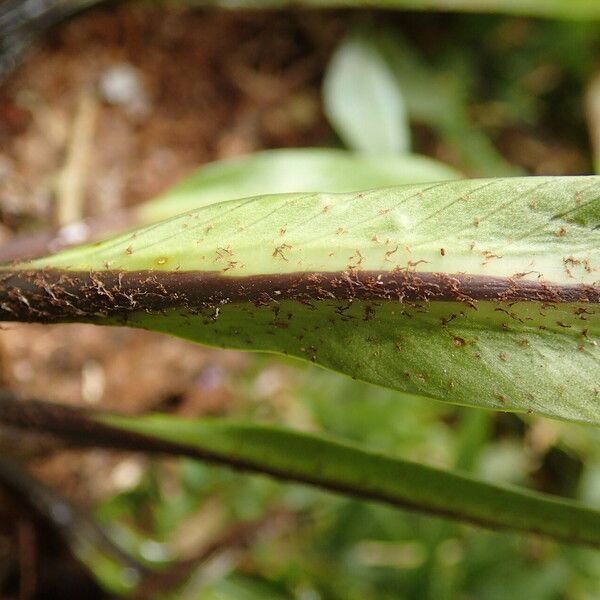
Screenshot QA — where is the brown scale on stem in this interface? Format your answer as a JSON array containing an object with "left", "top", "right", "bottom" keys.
[{"left": 0, "top": 269, "right": 596, "bottom": 323}]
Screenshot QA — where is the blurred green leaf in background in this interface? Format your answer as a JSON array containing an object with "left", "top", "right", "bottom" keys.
[{"left": 323, "top": 31, "right": 411, "bottom": 153}]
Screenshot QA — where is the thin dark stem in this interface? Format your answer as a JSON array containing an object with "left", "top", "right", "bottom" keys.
[
  {"left": 0, "top": 455, "right": 146, "bottom": 574},
  {"left": 0, "top": 391, "right": 191, "bottom": 455}
]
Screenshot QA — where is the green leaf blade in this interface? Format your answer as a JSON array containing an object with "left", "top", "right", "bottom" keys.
[
  {"left": 6, "top": 393, "right": 600, "bottom": 547},
  {"left": 2, "top": 176, "right": 599, "bottom": 424},
  {"left": 99, "top": 413, "right": 600, "bottom": 548},
  {"left": 139, "top": 148, "right": 459, "bottom": 223}
]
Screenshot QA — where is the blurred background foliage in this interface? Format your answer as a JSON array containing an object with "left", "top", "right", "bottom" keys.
[{"left": 1, "top": 1, "right": 600, "bottom": 598}]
